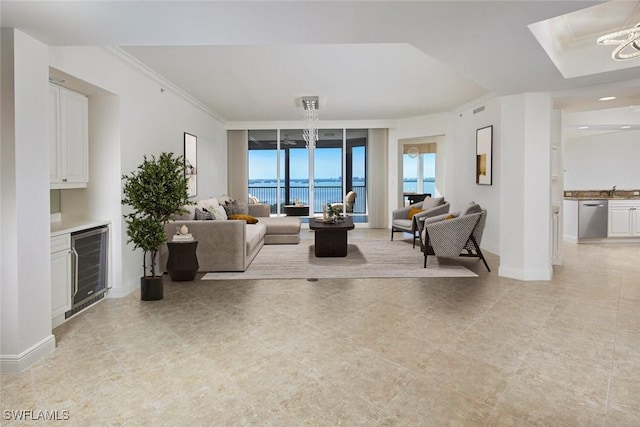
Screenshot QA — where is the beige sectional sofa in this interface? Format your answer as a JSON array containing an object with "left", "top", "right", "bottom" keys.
[{"left": 160, "top": 197, "right": 300, "bottom": 272}]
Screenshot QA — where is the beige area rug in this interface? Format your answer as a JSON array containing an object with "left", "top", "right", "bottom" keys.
[{"left": 201, "top": 237, "right": 477, "bottom": 280}]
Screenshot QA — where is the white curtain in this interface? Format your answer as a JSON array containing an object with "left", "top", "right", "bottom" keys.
[
  {"left": 227, "top": 130, "right": 248, "bottom": 203},
  {"left": 367, "top": 129, "right": 389, "bottom": 229}
]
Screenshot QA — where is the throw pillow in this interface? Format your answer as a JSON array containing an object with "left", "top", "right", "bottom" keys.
[
  {"left": 194, "top": 207, "right": 213, "bottom": 220},
  {"left": 408, "top": 207, "right": 423, "bottom": 219},
  {"left": 211, "top": 205, "right": 228, "bottom": 220},
  {"left": 229, "top": 214, "right": 259, "bottom": 224},
  {"left": 444, "top": 214, "right": 456, "bottom": 220},
  {"left": 460, "top": 202, "right": 482, "bottom": 216},
  {"left": 421, "top": 196, "right": 444, "bottom": 210},
  {"left": 223, "top": 200, "right": 242, "bottom": 216}
]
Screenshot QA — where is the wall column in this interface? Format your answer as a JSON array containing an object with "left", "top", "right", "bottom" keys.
[
  {"left": 499, "top": 93, "right": 553, "bottom": 280},
  {"left": 1, "top": 29, "right": 55, "bottom": 372}
]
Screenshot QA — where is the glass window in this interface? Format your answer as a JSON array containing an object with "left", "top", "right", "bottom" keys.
[{"left": 247, "top": 128, "right": 368, "bottom": 221}]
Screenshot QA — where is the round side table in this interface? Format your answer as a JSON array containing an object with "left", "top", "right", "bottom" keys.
[{"left": 166, "top": 240, "right": 199, "bottom": 281}]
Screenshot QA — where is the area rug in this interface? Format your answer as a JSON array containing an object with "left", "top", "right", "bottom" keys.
[{"left": 201, "top": 238, "right": 477, "bottom": 280}]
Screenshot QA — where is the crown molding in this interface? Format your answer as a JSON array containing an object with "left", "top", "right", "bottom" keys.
[
  {"left": 225, "top": 119, "right": 397, "bottom": 130},
  {"left": 104, "top": 46, "right": 226, "bottom": 123}
]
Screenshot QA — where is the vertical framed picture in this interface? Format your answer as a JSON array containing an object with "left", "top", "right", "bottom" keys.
[
  {"left": 476, "top": 125, "right": 493, "bottom": 185},
  {"left": 184, "top": 132, "right": 197, "bottom": 197}
]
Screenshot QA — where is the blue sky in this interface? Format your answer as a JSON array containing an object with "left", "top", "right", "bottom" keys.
[
  {"left": 249, "top": 147, "right": 365, "bottom": 180},
  {"left": 403, "top": 153, "right": 436, "bottom": 179}
]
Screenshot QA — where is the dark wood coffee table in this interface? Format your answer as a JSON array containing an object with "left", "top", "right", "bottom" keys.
[{"left": 309, "top": 217, "right": 355, "bottom": 257}]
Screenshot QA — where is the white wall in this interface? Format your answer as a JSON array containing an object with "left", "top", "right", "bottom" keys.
[
  {"left": 449, "top": 96, "right": 502, "bottom": 255},
  {"left": 1, "top": 29, "right": 55, "bottom": 372},
  {"left": 389, "top": 97, "right": 502, "bottom": 256},
  {"left": 564, "top": 130, "right": 640, "bottom": 190},
  {"left": 48, "top": 46, "right": 227, "bottom": 296},
  {"left": 388, "top": 112, "right": 452, "bottom": 211}
]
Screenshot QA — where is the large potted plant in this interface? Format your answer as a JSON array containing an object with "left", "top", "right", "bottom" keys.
[{"left": 121, "top": 152, "right": 192, "bottom": 301}]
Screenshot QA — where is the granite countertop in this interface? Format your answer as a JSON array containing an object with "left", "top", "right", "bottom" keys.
[
  {"left": 51, "top": 218, "right": 111, "bottom": 237},
  {"left": 564, "top": 190, "right": 640, "bottom": 200}
]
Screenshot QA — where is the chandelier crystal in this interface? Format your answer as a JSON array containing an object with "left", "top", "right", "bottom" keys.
[
  {"left": 597, "top": 22, "right": 640, "bottom": 61},
  {"left": 301, "top": 96, "right": 319, "bottom": 149}
]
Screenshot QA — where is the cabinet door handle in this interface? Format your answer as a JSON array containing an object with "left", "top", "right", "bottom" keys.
[
  {"left": 62, "top": 178, "right": 68, "bottom": 182},
  {"left": 71, "top": 247, "right": 79, "bottom": 297}
]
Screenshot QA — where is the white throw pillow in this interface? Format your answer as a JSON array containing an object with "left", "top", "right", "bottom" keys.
[
  {"left": 198, "top": 198, "right": 219, "bottom": 210},
  {"left": 211, "top": 204, "right": 228, "bottom": 220}
]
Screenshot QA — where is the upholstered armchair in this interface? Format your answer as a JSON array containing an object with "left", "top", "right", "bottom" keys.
[
  {"left": 417, "top": 202, "right": 490, "bottom": 271},
  {"left": 331, "top": 190, "right": 357, "bottom": 213},
  {"left": 391, "top": 196, "right": 450, "bottom": 247}
]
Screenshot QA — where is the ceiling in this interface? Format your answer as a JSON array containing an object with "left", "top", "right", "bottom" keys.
[{"left": 2, "top": 0, "right": 640, "bottom": 123}]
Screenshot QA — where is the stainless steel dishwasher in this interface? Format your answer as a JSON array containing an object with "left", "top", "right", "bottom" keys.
[{"left": 578, "top": 200, "right": 609, "bottom": 239}]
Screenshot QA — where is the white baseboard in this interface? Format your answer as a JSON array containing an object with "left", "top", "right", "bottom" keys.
[
  {"left": 0, "top": 334, "right": 56, "bottom": 374},
  {"left": 499, "top": 266, "right": 553, "bottom": 281},
  {"left": 107, "top": 281, "right": 137, "bottom": 299}
]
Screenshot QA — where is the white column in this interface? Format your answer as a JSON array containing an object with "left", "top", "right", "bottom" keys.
[
  {"left": 499, "top": 93, "right": 553, "bottom": 281},
  {"left": 1, "top": 29, "right": 55, "bottom": 372}
]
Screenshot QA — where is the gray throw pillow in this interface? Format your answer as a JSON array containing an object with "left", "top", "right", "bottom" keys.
[
  {"left": 223, "top": 200, "right": 242, "bottom": 216},
  {"left": 194, "top": 207, "right": 213, "bottom": 220},
  {"left": 421, "top": 197, "right": 444, "bottom": 210},
  {"left": 460, "top": 202, "right": 482, "bottom": 216}
]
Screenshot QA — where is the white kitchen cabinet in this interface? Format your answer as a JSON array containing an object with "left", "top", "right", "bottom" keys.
[
  {"left": 51, "top": 234, "right": 72, "bottom": 327},
  {"left": 49, "top": 84, "right": 88, "bottom": 189},
  {"left": 608, "top": 200, "right": 640, "bottom": 237}
]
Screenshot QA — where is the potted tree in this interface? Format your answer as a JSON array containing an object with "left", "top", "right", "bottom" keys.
[{"left": 121, "top": 152, "right": 192, "bottom": 301}]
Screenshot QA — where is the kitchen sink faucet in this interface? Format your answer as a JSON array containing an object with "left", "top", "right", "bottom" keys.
[{"left": 611, "top": 185, "right": 617, "bottom": 197}]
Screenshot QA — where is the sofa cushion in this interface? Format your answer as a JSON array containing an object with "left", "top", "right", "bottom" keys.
[
  {"left": 245, "top": 223, "right": 267, "bottom": 253},
  {"left": 421, "top": 196, "right": 444, "bottom": 210},
  {"left": 258, "top": 217, "right": 301, "bottom": 235}
]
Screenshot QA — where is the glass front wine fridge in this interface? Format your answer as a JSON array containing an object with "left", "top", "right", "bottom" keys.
[{"left": 67, "top": 225, "right": 109, "bottom": 318}]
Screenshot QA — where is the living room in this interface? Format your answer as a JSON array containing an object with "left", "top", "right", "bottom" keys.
[{"left": 2, "top": 1, "right": 639, "bottom": 424}]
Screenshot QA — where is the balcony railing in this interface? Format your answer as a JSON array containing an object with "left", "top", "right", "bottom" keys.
[{"left": 248, "top": 185, "right": 367, "bottom": 214}]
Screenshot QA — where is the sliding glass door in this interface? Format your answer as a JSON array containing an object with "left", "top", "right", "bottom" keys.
[
  {"left": 314, "top": 129, "right": 343, "bottom": 213},
  {"left": 248, "top": 128, "right": 368, "bottom": 219}
]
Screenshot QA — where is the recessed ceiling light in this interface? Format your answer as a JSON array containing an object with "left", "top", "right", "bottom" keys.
[
  {"left": 598, "top": 96, "right": 616, "bottom": 101},
  {"left": 620, "top": 125, "right": 631, "bottom": 129},
  {"left": 578, "top": 126, "right": 589, "bottom": 129}
]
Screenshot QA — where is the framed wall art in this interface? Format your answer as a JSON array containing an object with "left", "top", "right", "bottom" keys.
[
  {"left": 476, "top": 125, "right": 493, "bottom": 185},
  {"left": 184, "top": 132, "right": 197, "bottom": 197}
]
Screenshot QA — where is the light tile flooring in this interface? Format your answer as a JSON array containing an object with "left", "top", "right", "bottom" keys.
[{"left": 2, "top": 229, "right": 639, "bottom": 426}]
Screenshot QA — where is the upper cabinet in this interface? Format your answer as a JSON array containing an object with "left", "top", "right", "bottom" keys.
[{"left": 49, "top": 84, "right": 88, "bottom": 189}]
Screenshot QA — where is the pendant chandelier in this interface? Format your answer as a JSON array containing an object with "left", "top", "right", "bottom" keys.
[
  {"left": 597, "top": 22, "right": 640, "bottom": 60},
  {"left": 597, "top": 2, "right": 640, "bottom": 61},
  {"left": 301, "top": 96, "right": 319, "bottom": 149}
]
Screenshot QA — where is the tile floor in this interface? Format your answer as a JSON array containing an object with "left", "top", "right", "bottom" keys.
[{"left": 1, "top": 229, "right": 639, "bottom": 426}]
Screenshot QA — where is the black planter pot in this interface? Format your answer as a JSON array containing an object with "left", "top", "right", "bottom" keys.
[{"left": 140, "top": 276, "right": 163, "bottom": 301}]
